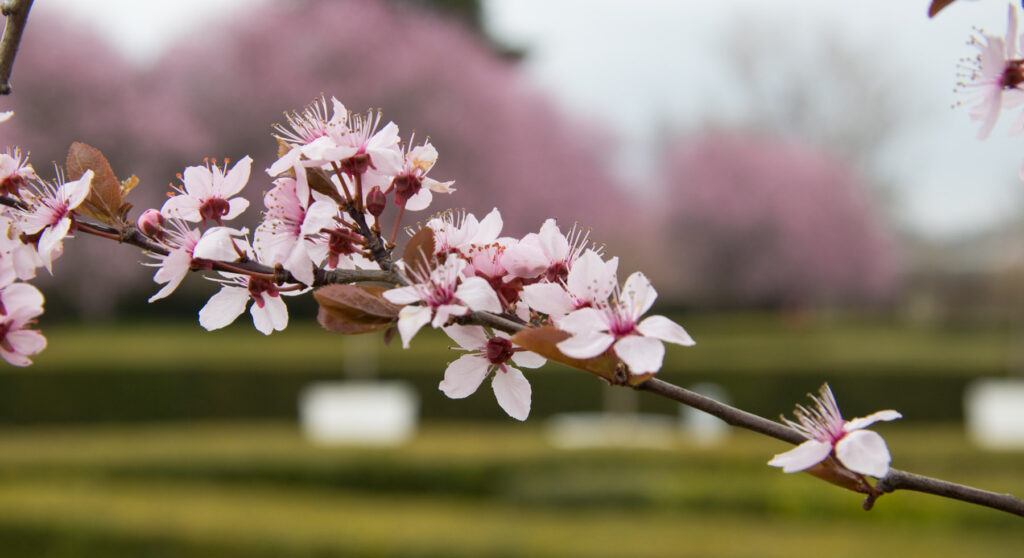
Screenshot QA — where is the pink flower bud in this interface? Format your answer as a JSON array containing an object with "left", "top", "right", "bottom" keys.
[
  {"left": 366, "top": 185, "right": 387, "bottom": 217},
  {"left": 137, "top": 209, "right": 166, "bottom": 240}
]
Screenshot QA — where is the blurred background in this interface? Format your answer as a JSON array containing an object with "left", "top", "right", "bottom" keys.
[{"left": 1, "top": 0, "right": 1023, "bottom": 555}]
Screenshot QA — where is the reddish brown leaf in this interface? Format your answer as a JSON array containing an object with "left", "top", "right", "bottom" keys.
[
  {"left": 317, "top": 307, "right": 391, "bottom": 334},
  {"left": 804, "top": 457, "right": 876, "bottom": 495},
  {"left": 314, "top": 284, "right": 401, "bottom": 325},
  {"left": 65, "top": 142, "right": 124, "bottom": 224},
  {"left": 511, "top": 325, "right": 620, "bottom": 382},
  {"left": 928, "top": 0, "right": 956, "bottom": 17},
  {"left": 307, "top": 167, "right": 344, "bottom": 203},
  {"left": 403, "top": 226, "right": 436, "bottom": 278}
]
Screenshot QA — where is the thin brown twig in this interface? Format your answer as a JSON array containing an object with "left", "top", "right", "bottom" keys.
[{"left": 0, "top": 0, "right": 33, "bottom": 95}]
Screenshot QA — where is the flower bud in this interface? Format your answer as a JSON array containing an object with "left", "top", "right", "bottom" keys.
[
  {"left": 366, "top": 185, "right": 387, "bottom": 217},
  {"left": 137, "top": 209, "right": 166, "bottom": 240}
]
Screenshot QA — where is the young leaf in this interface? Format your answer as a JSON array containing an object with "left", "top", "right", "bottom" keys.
[
  {"left": 403, "top": 227, "right": 436, "bottom": 277},
  {"left": 314, "top": 284, "right": 401, "bottom": 325},
  {"left": 307, "top": 167, "right": 344, "bottom": 204},
  {"left": 511, "top": 325, "right": 620, "bottom": 382},
  {"left": 317, "top": 307, "right": 391, "bottom": 334},
  {"left": 65, "top": 142, "right": 124, "bottom": 224}
]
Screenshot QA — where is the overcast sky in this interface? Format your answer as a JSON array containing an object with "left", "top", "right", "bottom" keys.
[{"left": 37, "top": 0, "right": 1024, "bottom": 239}]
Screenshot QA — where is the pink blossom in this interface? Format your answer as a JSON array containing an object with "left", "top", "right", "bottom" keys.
[
  {"left": 503, "top": 218, "right": 592, "bottom": 281},
  {"left": 303, "top": 109, "right": 403, "bottom": 178},
  {"left": 162, "top": 156, "right": 252, "bottom": 224},
  {"left": 0, "top": 214, "right": 40, "bottom": 284},
  {"left": 144, "top": 217, "right": 202, "bottom": 302},
  {"left": 197, "top": 237, "right": 294, "bottom": 335},
  {"left": 19, "top": 170, "right": 93, "bottom": 271},
  {"left": 253, "top": 176, "right": 339, "bottom": 285},
  {"left": 957, "top": 4, "right": 1024, "bottom": 139},
  {"left": 440, "top": 325, "right": 545, "bottom": 421},
  {"left": 0, "top": 282, "right": 46, "bottom": 366},
  {"left": 521, "top": 249, "right": 618, "bottom": 318},
  {"left": 0, "top": 148, "right": 36, "bottom": 197},
  {"left": 368, "top": 139, "right": 454, "bottom": 211},
  {"left": 382, "top": 255, "right": 501, "bottom": 348},
  {"left": 555, "top": 271, "right": 694, "bottom": 375},
  {"left": 769, "top": 384, "right": 901, "bottom": 478},
  {"left": 0, "top": 111, "right": 11, "bottom": 123},
  {"left": 426, "top": 208, "right": 503, "bottom": 258}
]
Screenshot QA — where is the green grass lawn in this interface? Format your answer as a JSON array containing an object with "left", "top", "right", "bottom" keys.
[{"left": 0, "top": 422, "right": 1019, "bottom": 557}]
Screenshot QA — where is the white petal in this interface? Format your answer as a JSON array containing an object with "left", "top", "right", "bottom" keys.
[
  {"left": 194, "top": 227, "right": 245, "bottom": 261},
  {"left": 472, "top": 208, "right": 503, "bottom": 244},
  {"left": 835, "top": 430, "right": 892, "bottom": 478},
  {"left": 636, "top": 315, "right": 695, "bottom": 347},
  {"left": 438, "top": 354, "right": 490, "bottom": 399},
  {"left": 4, "top": 329, "right": 46, "bottom": 357},
  {"left": 537, "top": 218, "right": 569, "bottom": 260},
  {"left": 620, "top": 272, "right": 657, "bottom": 320},
  {"left": 383, "top": 286, "right": 423, "bottom": 306},
  {"left": 431, "top": 303, "right": 468, "bottom": 328},
  {"left": 613, "top": 335, "right": 665, "bottom": 375},
  {"left": 768, "top": 440, "right": 833, "bottom": 473},
  {"left": 442, "top": 324, "right": 488, "bottom": 350},
  {"left": 521, "top": 283, "right": 575, "bottom": 317},
  {"left": 64, "top": 170, "right": 93, "bottom": 209},
  {"left": 198, "top": 287, "right": 250, "bottom": 331},
  {"left": 511, "top": 350, "right": 546, "bottom": 369},
  {"left": 182, "top": 165, "right": 213, "bottom": 198},
  {"left": 251, "top": 295, "right": 288, "bottom": 335},
  {"left": 492, "top": 366, "right": 531, "bottom": 421},
  {"left": 843, "top": 410, "right": 902, "bottom": 432},
  {"left": 555, "top": 307, "right": 607, "bottom": 335},
  {"left": 404, "top": 188, "right": 432, "bottom": 211},
  {"left": 502, "top": 240, "right": 548, "bottom": 278},
  {"left": 556, "top": 330, "right": 615, "bottom": 359},
  {"left": 455, "top": 276, "right": 501, "bottom": 313},
  {"left": 223, "top": 197, "right": 250, "bottom": 221},
  {"left": 396, "top": 305, "right": 431, "bottom": 348},
  {"left": 219, "top": 155, "right": 252, "bottom": 197},
  {"left": 566, "top": 250, "right": 617, "bottom": 304}
]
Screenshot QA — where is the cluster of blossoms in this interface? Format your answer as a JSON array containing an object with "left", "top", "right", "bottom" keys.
[{"left": 0, "top": 111, "right": 94, "bottom": 366}]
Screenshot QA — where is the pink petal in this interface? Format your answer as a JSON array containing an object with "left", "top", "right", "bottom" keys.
[
  {"left": 537, "top": 218, "right": 569, "bottom": 261},
  {"left": 768, "top": 439, "right": 832, "bottom": 473},
  {"left": 4, "top": 329, "right": 46, "bottom": 358},
  {"left": 492, "top": 366, "right": 531, "bottom": 421},
  {"left": 835, "top": 430, "right": 892, "bottom": 478},
  {"left": 455, "top": 276, "right": 501, "bottom": 313},
  {"left": 472, "top": 208, "right": 503, "bottom": 244},
  {"left": 439, "top": 354, "right": 490, "bottom": 399},
  {"left": 182, "top": 165, "right": 213, "bottom": 198},
  {"left": 613, "top": 335, "right": 665, "bottom": 375},
  {"left": 64, "top": 170, "right": 93, "bottom": 209},
  {"left": 521, "top": 283, "right": 575, "bottom": 317},
  {"left": 636, "top": 315, "right": 695, "bottom": 347},
  {"left": 556, "top": 307, "right": 607, "bottom": 335},
  {"left": 198, "top": 286, "right": 249, "bottom": 331},
  {"left": 219, "top": 155, "right": 252, "bottom": 197}
]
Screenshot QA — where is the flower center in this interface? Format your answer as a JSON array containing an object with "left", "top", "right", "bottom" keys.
[
  {"left": 247, "top": 276, "right": 280, "bottom": 308},
  {"left": 198, "top": 198, "right": 231, "bottom": 223},
  {"left": 485, "top": 337, "right": 515, "bottom": 365},
  {"left": 1002, "top": 59, "right": 1024, "bottom": 89}
]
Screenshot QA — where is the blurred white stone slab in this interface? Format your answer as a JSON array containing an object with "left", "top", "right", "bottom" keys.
[
  {"left": 679, "top": 382, "right": 731, "bottom": 446},
  {"left": 545, "top": 412, "right": 677, "bottom": 449},
  {"left": 965, "top": 378, "right": 1024, "bottom": 449},
  {"left": 300, "top": 381, "right": 418, "bottom": 445}
]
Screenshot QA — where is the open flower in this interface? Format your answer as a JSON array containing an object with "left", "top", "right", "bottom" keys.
[
  {"left": 162, "top": 156, "right": 252, "bottom": 224},
  {"left": 521, "top": 249, "right": 618, "bottom": 318},
  {"left": 0, "top": 281, "right": 46, "bottom": 366},
  {"left": 382, "top": 255, "right": 501, "bottom": 348},
  {"left": 19, "top": 170, "right": 93, "bottom": 271},
  {"left": 555, "top": 271, "right": 694, "bottom": 375},
  {"left": 958, "top": 4, "right": 1024, "bottom": 138},
  {"left": 440, "top": 325, "right": 545, "bottom": 421},
  {"left": 768, "top": 384, "right": 901, "bottom": 478}
]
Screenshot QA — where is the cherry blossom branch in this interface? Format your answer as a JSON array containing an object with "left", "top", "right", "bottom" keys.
[{"left": 0, "top": 0, "right": 32, "bottom": 95}]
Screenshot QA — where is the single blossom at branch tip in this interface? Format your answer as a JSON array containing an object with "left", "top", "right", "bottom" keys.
[
  {"left": 768, "top": 383, "right": 901, "bottom": 478},
  {"left": 440, "top": 324, "right": 544, "bottom": 421}
]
